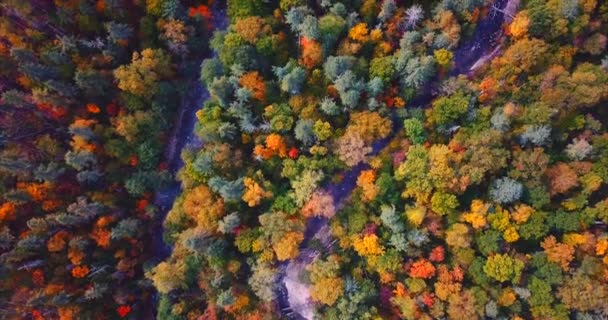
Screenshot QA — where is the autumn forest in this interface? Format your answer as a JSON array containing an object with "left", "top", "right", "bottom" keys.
[{"left": 1, "top": 0, "right": 608, "bottom": 319}]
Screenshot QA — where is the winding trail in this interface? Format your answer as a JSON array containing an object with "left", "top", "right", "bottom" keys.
[
  {"left": 151, "top": 2, "right": 228, "bottom": 261},
  {"left": 277, "top": 0, "right": 515, "bottom": 318},
  {"left": 147, "top": 4, "right": 228, "bottom": 316}
]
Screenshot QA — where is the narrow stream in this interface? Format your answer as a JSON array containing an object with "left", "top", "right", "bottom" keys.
[{"left": 277, "top": 0, "right": 514, "bottom": 318}]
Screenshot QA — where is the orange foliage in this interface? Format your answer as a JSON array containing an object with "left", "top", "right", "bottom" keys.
[
  {"left": 541, "top": 235, "right": 575, "bottom": 271},
  {"left": 240, "top": 71, "right": 266, "bottom": 101},
  {"left": 478, "top": 77, "right": 498, "bottom": 102},
  {"left": 546, "top": 163, "right": 578, "bottom": 196},
  {"left": 86, "top": 103, "right": 101, "bottom": 113},
  {"left": 42, "top": 199, "right": 62, "bottom": 212},
  {"left": 0, "top": 202, "right": 16, "bottom": 222},
  {"left": 71, "top": 265, "right": 90, "bottom": 278},
  {"left": 300, "top": 37, "right": 323, "bottom": 69},
  {"left": 409, "top": 259, "right": 436, "bottom": 279},
  {"left": 47, "top": 231, "right": 70, "bottom": 252},
  {"left": 356, "top": 170, "right": 379, "bottom": 201},
  {"left": 242, "top": 177, "right": 272, "bottom": 207},
  {"left": 507, "top": 11, "right": 529, "bottom": 39},
  {"left": 189, "top": 5, "right": 212, "bottom": 20},
  {"left": 68, "top": 248, "right": 85, "bottom": 265},
  {"left": 91, "top": 228, "right": 111, "bottom": 249},
  {"left": 254, "top": 134, "right": 288, "bottom": 160},
  {"left": 16, "top": 182, "right": 48, "bottom": 202}
]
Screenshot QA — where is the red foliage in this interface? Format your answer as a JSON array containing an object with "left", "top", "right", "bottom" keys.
[
  {"left": 189, "top": 5, "right": 213, "bottom": 29},
  {"left": 136, "top": 199, "right": 148, "bottom": 211},
  {"left": 129, "top": 155, "right": 138, "bottom": 167},
  {"left": 117, "top": 305, "right": 131, "bottom": 318},
  {"left": 32, "top": 269, "right": 44, "bottom": 286},
  {"left": 288, "top": 147, "right": 299, "bottom": 159},
  {"left": 429, "top": 246, "right": 445, "bottom": 262},
  {"left": 421, "top": 292, "right": 435, "bottom": 308},
  {"left": 106, "top": 103, "right": 119, "bottom": 116},
  {"left": 32, "top": 310, "right": 43, "bottom": 320}
]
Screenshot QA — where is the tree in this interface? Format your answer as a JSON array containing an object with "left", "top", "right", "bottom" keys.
[
  {"left": 508, "top": 11, "right": 530, "bottom": 38},
  {"left": 489, "top": 177, "right": 523, "bottom": 204},
  {"left": 369, "top": 56, "right": 395, "bottom": 82},
  {"left": 301, "top": 191, "right": 336, "bottom": 218},
  {"left": 427, "top": 93, "right": 470, "bottom": 126},
  {"left": 445, "top": 223, "right": 471, "bottom": 249},
  {"left": 300, "top": 38, "right": 323, "bottom": 69},
  {"left": 403, "top": 118, "right": 426, "bottom": 144},
  {"left": 114, "top": 48, "right": 174, "bottom": 99},
  {"left": 242, "top": 177, "right": 272, "bottom": 207},
  {"left": 308, "top": 255, "right": 344, "bottom": 305},
  {"left": 336, "top": 131, "right": 371, "bottom": 167},
  {"left": 403, "top": 5, "right": 424, "bottom": 29},
  {"left": 348, "top": 23, "right": 368, "bottom": 42},
  {"left": 239, "top": 71, "right": 266, "bottom": 101},
  {"left": 274, "top": 62, "right": 306, "bottom": 95},
  {"left": 183, "top": 185, "right": 225, "bottom": 233},
  {"left": 234, "top": 16, "right": 267, "bottom": 44},
  {"left": 409, "top": 259, "right": 436, "bottom": 279},
  {"left": 273, "top": 231, "right": 304, "bottom": 261},
  {"left": 483, "top": 254, "right": 524, "bottom": 283},
  {"left": 540, "top": 236, "right": 574, "bottom": 271},
  {"left": 200, "top": 58, "right": 224, "bottom": 85},
  {"left": 352, "top": 234, "right": 385, "bottom": 256},
  {"left": 248, "top": 263, "right": 277, "bottom": 302},
  {"left": 558, "top": 273, "right": 608, "bottom": 312},
  {"left": 545, "top": 163, "right": 578, "bottom": 196},
  {"left": 147, "top": 261, "right": 186, "bottom": 294},
  {"left": 294, "top": 119, "right": 315, "bottom": 146},
  {"left": 434, "top": 49, "right": 453, "bottom": 67}
]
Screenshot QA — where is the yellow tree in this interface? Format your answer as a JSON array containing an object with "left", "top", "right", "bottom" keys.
[
  {"left": 183, "top": 185, "right": 225, "bottom": 233},
  {"left": 114, "top": 48, "right": 174, "bottom": 98},
  {"left": 273, "top": 231, "right": 304, "bottom": 261}
]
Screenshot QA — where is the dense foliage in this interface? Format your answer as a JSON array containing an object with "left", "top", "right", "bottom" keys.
[
  {"left": 154, "top": 0, "right": 608, "bottom": 319},
  {"left": 2, "top": 0, "right": 608, "bottom": 319},
  {"left": 0, "top": 0, "right": 214, "bottom": 318}
]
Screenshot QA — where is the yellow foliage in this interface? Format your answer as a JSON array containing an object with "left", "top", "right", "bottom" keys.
[
  {"left": 183, "top": 185, "right": 225, "bottom": 233},
  {"left": 406, "top": 206, "right": 426, "bottom": 227},
  {"left": 497, "top": 288, "right": 517, "bottom": 306},
  {"left": 434, "top": 49, "right": 453, "bottom": 67},
  {"left": 370, "top": 28, "right": 382, "bottom": 42},
  {"left": 349, "top": 23, "right": 369, "bottom": 42},
  {"left": 563, "top": 233, "right": 586, "bottom": 247},
  {"left": 462, "top": 200, "right": 489, "bottom": 229},
  {"left": 242, "top": 177, "right": 272, "bottom": 207},
  {"left": 352, "top": 234, "right": 385, "bottom": 256},
  {"left": 273, "top": 231, "right": 304, "bottom": 261},
  {"left": 310, "top": 277, "right": 343, "bottom": 305},
  {"left": 508, "top": 11, "right": 530, "bottom": 39},
  {"left": 114, "top": 48, "right": 173, "bottom": 98},
  {"left": 503, "top": 227, "right": 519, "bottom": 243},
  {"left": 445, "top": 223, "right": 471, "bottom": 248}
]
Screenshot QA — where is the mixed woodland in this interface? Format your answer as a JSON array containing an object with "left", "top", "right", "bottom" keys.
[{"left": 2, "top": 0, "right": 608, "bottom": 319}]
